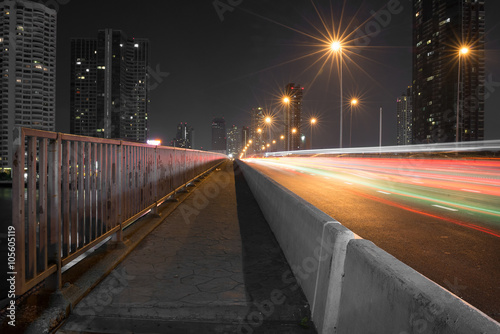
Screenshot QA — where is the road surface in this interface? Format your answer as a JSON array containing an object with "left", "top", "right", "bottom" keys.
[{"left": 245, "top": 156, "right": 500, "bottom": 322}]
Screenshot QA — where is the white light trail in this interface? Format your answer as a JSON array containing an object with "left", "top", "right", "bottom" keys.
[{"left": 432, "top": 205, "right": 459, "bottom": 212}]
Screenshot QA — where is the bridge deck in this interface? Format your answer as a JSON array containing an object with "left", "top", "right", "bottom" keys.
[{"left": 58, "top": 161, "right": 316, "bottom": 333}]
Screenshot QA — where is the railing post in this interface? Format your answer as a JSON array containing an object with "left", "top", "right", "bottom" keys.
[
  {"left": 12, "top": 127, "right": 26, "bottom": 296},
  {"left": 151, "top": 146, "right": 159, "bottom": 215},
  {"left": 46, "top": 133, "right": 62, "bottom": 290},
  {"left": 113, "top": 142, "right": 123, "bottom": 242}
]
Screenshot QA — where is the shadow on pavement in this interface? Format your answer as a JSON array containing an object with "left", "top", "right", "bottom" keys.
[{"left": 233, "top": 163, "right": 317, "bottom": 333}]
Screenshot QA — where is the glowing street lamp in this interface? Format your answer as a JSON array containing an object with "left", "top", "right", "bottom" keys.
[
  {"left": 264, "top": 116, "right": 273, "bottom": 143},
  {"left": 331, "top": 40, "right": 344, "bottom": 148},
  {"left": 350, "top": 99, "right": 358, "bottom": 147},
  {"left": 282, "top": 97, "right": 291, "bottom": 151},
  {"left": 456, "top": 46, "right": 470, "bottom": 142},
  {"left": 310, "top": 118, "right": 317, "bottom": 149}
]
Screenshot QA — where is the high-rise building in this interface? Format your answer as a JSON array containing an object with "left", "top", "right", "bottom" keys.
[
  {"left": 412, "top": 0, "right": 485, "bottom": 143},
  {"left": 172, "top": 122, "right": 194, "bottom": 148},
  {"left": 70, "top": 38, "right": 98, "bottom": 137},
  {"left": 284, "top": 83, "right": 304, "bottom": 150},
  {"left": 211, "top": 117, "right": 226, "bottom": 153},
  {"left": 241, "top": 126, "right": 249, "bottom": 149},
  {"left": 0, "top": 1, "right": 57, "bottom": 168},
  {"left": 226, "top": 125, "right": 241, "bottom": 158},
  {"left": 71, "top": 29, "right": 150, "bottom": 142},
  {"left": 123, "top": 37, "right": 150, "bottom": 142},
  {"left": 250, "top": 107, "right": 264, "bottom": 152},
  {"left": 397, "top": 86, "right": 413, "bottom": 145}
]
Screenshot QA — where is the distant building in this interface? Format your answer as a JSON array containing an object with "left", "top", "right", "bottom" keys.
[
  {"left": 71, "top": 29, "right": 150, "bottom": 142},
  {"left": 397, "top": 86, "right": 413, "bottom": 145},
  {"left": 412, "top": 0, "right": 485, "bottom": 143},
  {"left": 250, "top": 107, "right": 264, "bottom": 152},
  {"left": 226, "top": 125, "right": 241, "bottom": 158},
  {"left": 241, "top": 126, "right": 249, "bottom": 149},
  {"left": 172, "top": 122, "right": 194, "bottom": 148},
  {"left": 0, "top": 1, "right": 57, "bottom": 168},
  {"left": 211, "top": 117, "right": 226, "bottom": 154},
  {"left": 284, "top": 83, "right": 304, "bottom": 150}
]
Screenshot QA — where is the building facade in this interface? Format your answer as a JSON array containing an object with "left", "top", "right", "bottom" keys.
[
  {"left": 249, "top": 107, "right": 264, "bottom": 152},
  {"left": 0, "top": 1, "right": 57, "bottom": 168},
  {"left": 397, "top": 86, "right": 413, "bottom": 145},
  {"left": 412, "top": 0, "right": 485, "bottom": 143},
  {"left": 226, "top": 124, "right": 241, "bottom": 158},
  {"left": 284, "top": 83, "right": 303, "bottom": 150},
  {"left": 211, "top": 117, "right": 226, "bottom": 153},
  {"left": 172, "top": 122, "right": 194, "bottom": 149},
  {"left": 71, "top": 29, "right": 150, "bottom": 142}
]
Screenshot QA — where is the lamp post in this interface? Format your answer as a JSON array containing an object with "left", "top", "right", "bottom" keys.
[
  {"left": 265, "top": 116, "right": 272, "bottom": 144},
  {"left": 310, "top": 118, "right": 317, "bottom": 149},
  {"left": 331, "top": 41, "right": 343, "bottom": 148},
  {"left": 283, "top": 97, "right": 290, "bottom": 151},
  {"left": 350, "top": 99, "right": 358, "bottom": 147},
  {"left": 456, "top": 46, "right": 469, "bottom": 142},
  {"left": 379, "top": 107, "right": 383, "bottom": 147}
]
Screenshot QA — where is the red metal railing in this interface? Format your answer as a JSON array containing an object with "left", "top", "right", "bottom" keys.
[{"left": 12, "top": 127, "right": 225, "bottom": 295}]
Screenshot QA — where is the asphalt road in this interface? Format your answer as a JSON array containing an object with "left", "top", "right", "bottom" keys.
[{"left": 245, "top": 156, "right": 500, "bottom": 322}]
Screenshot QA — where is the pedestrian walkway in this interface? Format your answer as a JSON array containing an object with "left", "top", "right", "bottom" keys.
[{"left": 58, "top": 161, "right": 316, "bottom": 333}]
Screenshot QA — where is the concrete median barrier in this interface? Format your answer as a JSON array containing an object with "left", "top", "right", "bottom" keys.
[
  {"left": 337, "top": 239, "right": 500, "bottom": 334},
  {"left": 237, "top": 160, "right": 500, "bottom": 334}
]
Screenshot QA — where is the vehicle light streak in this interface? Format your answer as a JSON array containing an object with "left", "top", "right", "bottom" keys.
[
  {"left": 432, "top": 205, "right": 459, "bottom": 212},
  {"left": 349, "top": 189, "right": 500, "bottom": 239},
  {"left": 247, "top": 157, "right": 500, "bottom": 221}
]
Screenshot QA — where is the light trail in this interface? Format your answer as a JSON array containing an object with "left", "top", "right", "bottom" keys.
[{"left": 246, "top": 156, "right": 500, "bottom": 235}]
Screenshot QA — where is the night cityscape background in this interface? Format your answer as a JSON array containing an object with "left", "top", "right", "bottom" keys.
[
  {"left": 52, "top": 0, "right": 500, "bottom": 150},
  {"left": 1, "top": 1, "right": 500, "bottom": 331}
]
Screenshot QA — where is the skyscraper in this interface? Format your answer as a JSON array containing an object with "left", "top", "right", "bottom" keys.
[
  {"left": 0, "top": 1, "right": 57, "bottom": 168},
  {"left": 241, "top": 126, "right": 249, "bottom": 150},
  {"left": 250, "top": 107, "right": 264, "bottom": 152},
  {"left": 397, "top": 86, "right": 413, "bottom": 145},
  {"left": 172, "top": 122, "right": 194, "bottom": 148},
  {"left": 284, "top": 83, "right": 304, "bottom": 150},
  {"left": 71, "top": 29, "right": 150, "bottom": 142},
  {"left": 211, "top": 117, "right": 226, "bottom": 153},
  {"left": 226, "top": 125, "right": 241, "bottom": 158},
  {"left": 412, "top": 0, "right": 485, "bottom": 143}
]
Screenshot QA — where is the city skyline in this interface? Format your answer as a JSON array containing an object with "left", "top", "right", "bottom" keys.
[{"left": 36, "top": 1, "right": 500, "bottom": 150}]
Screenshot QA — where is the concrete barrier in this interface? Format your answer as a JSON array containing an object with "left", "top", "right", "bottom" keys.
[
  {"left": 237, "top": 160, "right": 500, "bottom": 334},
  {"left": 237, "top": 161, "right": 355, "bottom": 332},
  {"left": 337, "top": 239, "right": 500, "bottom": 334}
]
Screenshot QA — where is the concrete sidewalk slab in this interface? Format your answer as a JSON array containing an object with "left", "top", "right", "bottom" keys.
[{"left": 58, "top": 161, "right": 316, "bottom": 333}]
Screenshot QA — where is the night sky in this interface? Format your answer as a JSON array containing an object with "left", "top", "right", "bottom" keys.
[{"left": 54, "top": 0, "right": 500, "bottom": 150}]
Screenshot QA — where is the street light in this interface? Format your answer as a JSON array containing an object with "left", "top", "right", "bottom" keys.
[
  {"left": 291, "top": 127, "right": 297, "bottom": 150},
  {"left": 331, "top": 40, "right": 343, "bottom": 148},
  {"left": 456, "top": 46, "right": 469, "bottom": 142},
  {"left": 283, "top": 97, "right": 291, "bottom": 151},
  {"left": 265, "top": 116, "right": 272, "bottom": 143},
  {"left": 350, "top": 99, "right": 358, "bottom": 147},
  {"left": 310, "top": 118, "right": 317, "bottom": 149}
]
